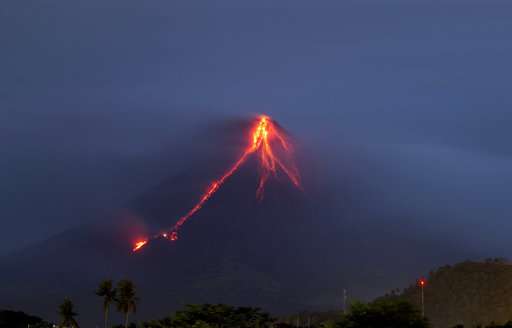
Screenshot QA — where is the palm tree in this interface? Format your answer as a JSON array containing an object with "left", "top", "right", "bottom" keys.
[
  {"left": 58, "top": 298, "right": 79, "bottom": 328},
  {"left": 96, "top": 279, "right": 116, "bottom": 328},
  {"left": 115, "top": 280, "right": 138, "bottom": 328}
]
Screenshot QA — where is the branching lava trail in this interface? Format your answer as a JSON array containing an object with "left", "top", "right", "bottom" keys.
[{"left": 133, "top": 115, "right": 301, "bottom": 252}]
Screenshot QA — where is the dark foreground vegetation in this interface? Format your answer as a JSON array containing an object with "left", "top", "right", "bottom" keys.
[
  {"left": 2, "top": 278, "right": 430, "bottom": 328},
  {"left": 5, "top": 297, "right": 512, "bottom": 328},
  {"left": 0, "top": 310, "right": 53, "bottom": 328},
  {"left": 3, "top": 298, "right": 429, "bottom": 328},
  {"left": 5, "top": 261, "right": 512, "bottom": 328}
]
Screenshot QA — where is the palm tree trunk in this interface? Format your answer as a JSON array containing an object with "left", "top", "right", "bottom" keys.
[
  {"left": 104, "top": 306, "right": 109, "bottom": 328},
  {"left": 124, "top": 312, "right": 129, "bottom": 328}
]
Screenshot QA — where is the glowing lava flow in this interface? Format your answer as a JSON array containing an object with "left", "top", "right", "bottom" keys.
[
  {"left": 132, "top": 240, "right": 147, "bottom": 252},
  {"left": 133, "top": 115, "right": 301, "bottom": 252}
]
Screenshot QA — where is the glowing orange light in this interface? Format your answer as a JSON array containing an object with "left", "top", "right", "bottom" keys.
[
  {"left": 418, "top": 278, "right": 426, "bottom": 287},
  {"left": 133, "top": 115, "right": 301, "bottom": 252},
  {"left": 132, "top": 240, "right": 148, "bottom": 252}
]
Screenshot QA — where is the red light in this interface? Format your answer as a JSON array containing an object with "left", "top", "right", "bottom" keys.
[{"left": 418, "top": 278, "right": 426, "bottom": 287}]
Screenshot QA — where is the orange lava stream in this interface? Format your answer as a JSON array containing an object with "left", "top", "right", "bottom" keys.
[
  {"left": 132, "top": 240, "right": 147, "bottom": 252},
  {"left": 133, "top": 115, "right": 301, "bottom": 252}
]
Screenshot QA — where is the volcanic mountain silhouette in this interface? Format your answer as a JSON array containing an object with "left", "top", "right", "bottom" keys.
[
  {"left": 0, "top": 118, "right": 473, "bottom": 326},
  {"left": 0, "top": 118, "right": 337, "bottom": 324}
]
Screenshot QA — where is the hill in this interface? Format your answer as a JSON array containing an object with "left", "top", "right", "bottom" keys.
[
  {"left": 399, "top": 259, "right": 512, "bottom": 328},
  {"left": 282, "top": 260, "right": 512, "bottom": 328}
]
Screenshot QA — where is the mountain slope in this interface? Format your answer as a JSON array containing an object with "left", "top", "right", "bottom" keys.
[{"left": 399, "top": 260, "right": 512, "bottom": 328}]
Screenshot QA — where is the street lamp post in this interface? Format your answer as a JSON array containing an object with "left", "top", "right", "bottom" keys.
[{"left": 418, "top": 278, "right": 426, "bottom": 317}]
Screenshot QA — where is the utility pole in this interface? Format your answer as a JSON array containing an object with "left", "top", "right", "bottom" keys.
[
  {"left": 421, "top": 282, "right": 425, "bottom": 317},
  {"left": 418, "top": 278, "right": 426, "bottom": 317},
  {"left": 342, "top": 288, "right": 347, "bottom": 314}
]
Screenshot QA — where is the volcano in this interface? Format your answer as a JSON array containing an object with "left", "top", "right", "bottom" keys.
[
  {"left": 0, "top": 116, "right": 342, "bottom": 325},
  {"left": 0, "top": 116, "right": 475, "bottom": 326},
  {"left": 133, "top": 115, "right": 302, "bottom": 252}
]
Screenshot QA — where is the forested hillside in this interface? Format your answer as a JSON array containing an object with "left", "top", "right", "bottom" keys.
[{"left": 399, "top": 259, "right": 512, "bottom": 328}]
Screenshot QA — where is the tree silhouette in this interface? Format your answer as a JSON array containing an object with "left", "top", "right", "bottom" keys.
[
  {"left": 96, "top": 279, "right": 116, "bottom": 328},
  {"left": 58, "top": 298, "right": 79, "bottom": 328},
  {"left": 0, "top": 310, "right": 53, "bottom": 328},
  {"left": 115, "top": 280, "right": 138, "bottom": 328},
  {"left": 338, "top": 299, "right": 429, "bottom": 328},
  {"left": 142, "top": 304, "right": 275, "bottom": 327}
]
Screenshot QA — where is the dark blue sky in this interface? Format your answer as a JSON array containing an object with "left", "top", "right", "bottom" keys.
[{"left": 2, "top": 0, "right": 512, "bottom": 255}]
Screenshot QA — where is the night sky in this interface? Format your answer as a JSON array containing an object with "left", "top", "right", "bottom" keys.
[{"left": 2, "top": 0, "right": 512, "bottom": 260}]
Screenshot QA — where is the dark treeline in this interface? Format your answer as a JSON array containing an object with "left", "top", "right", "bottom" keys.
[
  {"left": 3, "top": 277, "right": 512, "bottom": 328},
  {"left": 0, "top": 310, "right": 53, "bottom": 328},
  {"left": 1, "top": 279, "right": 429, "bottom": 328},
  {"left": 452, "top": 324, "right": 512, "bottom": 328}
]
